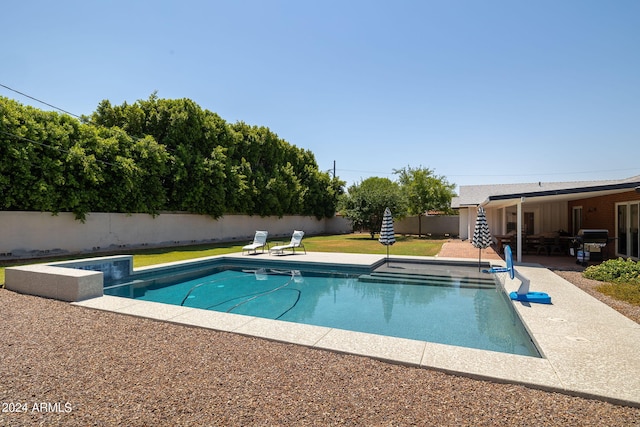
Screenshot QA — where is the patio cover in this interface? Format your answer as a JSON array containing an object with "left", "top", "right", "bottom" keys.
[{"left": 453, "top": 175, "right": 640, "bottom": 261}]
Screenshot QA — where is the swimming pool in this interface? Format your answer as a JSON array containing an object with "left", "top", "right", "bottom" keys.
[{"left": 104, "top": 259, "right": 540, "bottom": 357}]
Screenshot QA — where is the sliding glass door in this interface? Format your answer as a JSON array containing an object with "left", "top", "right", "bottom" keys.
[
  {"left": 572, "top": 206, "right": 583, "bottom": 235},
  {"left": 633, "top": 203, "right": 639, "bottom": 259},
  {"left": 617, "top": 202, "right": 640, "bottom": 259}
]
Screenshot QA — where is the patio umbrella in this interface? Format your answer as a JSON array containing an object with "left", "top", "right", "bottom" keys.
[
  {"left": 379, "top": 207, "right": 396, "bottom": 266},
  {"left": 471, "top": 206, "right": 492, "bottom": 271}
]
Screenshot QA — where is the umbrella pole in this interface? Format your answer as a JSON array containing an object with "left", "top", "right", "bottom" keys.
[
  {"left": 478, "top": 248, "right": 482, "bottom": 272},
  {"left": 387, "top": 245, "right": 390, "bottom": 266}
]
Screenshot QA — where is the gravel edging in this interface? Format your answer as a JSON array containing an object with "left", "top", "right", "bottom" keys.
[
  {"left": 553, "top": 270, "right": 640, "bottom": 324},
  {"left": 1, "top": 274, "right": 639, "bottom": 426}
]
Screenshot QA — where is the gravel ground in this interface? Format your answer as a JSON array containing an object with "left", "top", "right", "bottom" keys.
[{"left": 1, "top": 273, "right": 639, "bottom": 426}]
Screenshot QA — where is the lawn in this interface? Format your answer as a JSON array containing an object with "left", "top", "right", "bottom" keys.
[
  {"left": 133, "top": 233, "right": 443, "bottom": 266},
  {"left": 0, "top": 233, "right": 445, "bottom": 285}
]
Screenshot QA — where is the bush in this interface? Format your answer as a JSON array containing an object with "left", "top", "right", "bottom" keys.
[{"left": 583, "top": 258, "right": 640, "bottom": 285}]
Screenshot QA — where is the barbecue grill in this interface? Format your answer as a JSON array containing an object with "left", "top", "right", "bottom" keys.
[{"left": 573, "top": 229, "right": 609, "bottom": 266}]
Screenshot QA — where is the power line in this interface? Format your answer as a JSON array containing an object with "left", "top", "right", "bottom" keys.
[
  {"left": 0, "top": 83, "right": 82, "bottom": 119},
  {"left": 444, "top": 167, "right": 640, "bottom": 178},
  {"left": 337, "top": 168, "right": 393, "bottom": 175},
  {"left": 337, "top": 167, "right": 640, "bottom": 180},
  {"left": 0, "top": 83, "right": 179, "bottom": 156},
  {"left": 3, "top": 83, "right": 638, "bottom": 182},
  {"left": 0, "top": 83, "right": 130, "bottom": 167},
  {"left": 0, "top": 130, "right": 119, "bottom": 168}
]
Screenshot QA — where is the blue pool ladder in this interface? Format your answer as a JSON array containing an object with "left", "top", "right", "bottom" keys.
[{"left": 483, "top": 245, "right": 551, "bottom": 304}]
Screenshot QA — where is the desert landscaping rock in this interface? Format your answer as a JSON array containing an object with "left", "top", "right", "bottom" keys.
[{"left": 1, "top": 270, "right": 639, "bottom": 426}]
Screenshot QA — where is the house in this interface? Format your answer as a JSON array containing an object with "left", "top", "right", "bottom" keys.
[{"left": 452, "top": 175, "right": 640, "bottom": 262}]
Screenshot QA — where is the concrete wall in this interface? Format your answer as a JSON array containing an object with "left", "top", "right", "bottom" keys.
[
  {"left": 0, "top": 211, "right": 352, "bottom": 259},
  {"left": 394, "top": 215, "right": 459, "bottom": 237}
]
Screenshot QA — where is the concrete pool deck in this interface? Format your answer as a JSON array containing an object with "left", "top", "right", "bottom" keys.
[{"left": 72, "top": 251, "right": 640, "bottom": 407}]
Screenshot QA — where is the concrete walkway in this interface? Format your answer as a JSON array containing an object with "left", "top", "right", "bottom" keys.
[
  {"left": 439, "top": 238, "right": 587, "bottom": 271},
  {"left": 74, "top": 249, "right": 640, "bottom": 408},
  {"left": 438, "top": 239, "right": 503, "bottom": 260}
]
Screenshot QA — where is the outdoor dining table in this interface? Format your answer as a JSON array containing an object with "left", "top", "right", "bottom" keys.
[
  {"left": 494, "top": 234, "right": 514, "bottom": 253},
  {"left": 494, "top": 234, "right": 555, "bottom": 254},
  {"left": 496, "top": 234, "right": 573, "bottom": 256}
]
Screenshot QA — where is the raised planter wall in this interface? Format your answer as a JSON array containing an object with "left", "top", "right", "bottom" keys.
[{"left": 5, "top": 264, "right": 103, "bottom": 302}]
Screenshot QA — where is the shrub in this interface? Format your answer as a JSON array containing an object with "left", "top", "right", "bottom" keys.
[{"left": 583, "top": 258, "right": 640, "bottom": 285}]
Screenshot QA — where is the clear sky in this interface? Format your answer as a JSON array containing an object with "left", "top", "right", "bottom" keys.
[{"left": 2, "top": 0, "right": 639, "bottom": 191}]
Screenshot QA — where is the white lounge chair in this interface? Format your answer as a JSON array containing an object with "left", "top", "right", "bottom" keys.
[
  {"left": 269, "top": 230, "right": 306, "bottom": 255},
  {"left": 242, "top": 231, "right": 269, "bottom": 255}
]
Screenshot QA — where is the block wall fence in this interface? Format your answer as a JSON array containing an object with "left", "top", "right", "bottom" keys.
[
  {"left": 0, "top": 211, "right": 459, "bottom": 260},
  {"left": 0, "top": 211, "right": 351, "bottom": 259}
]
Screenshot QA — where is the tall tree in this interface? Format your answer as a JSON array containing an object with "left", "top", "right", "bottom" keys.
[
  {"left": 3, "top": 94, "right": 343, "bottom": 219},
  {"left": 340, "top": 177, "right": 406, "bottom": 238},
  {"left": 394, "top": 165, "right": 457, "bottom": 236}
]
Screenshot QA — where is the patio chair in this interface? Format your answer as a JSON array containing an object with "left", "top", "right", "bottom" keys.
[
  {"left": 524, "top": 234, "right": 538, "bottom": 254},
  {"left": 269, "top": 230, "right": 306, "bottom": 255},
  {"left": 535, "top": 234, "right": 563, "bottom": 256},
  {"left": 535, "top": 236, "right": 550, "bottom": 256},
  {"left": 548, "top": 234, "right": 563, "bottom": 256},
  {"left": 242, "top": 231, "right": 269, "bottom": 255}
]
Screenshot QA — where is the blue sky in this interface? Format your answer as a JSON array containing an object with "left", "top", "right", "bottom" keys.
[{"left": 2, "top": 0, "right": 639, "bottom": 191}]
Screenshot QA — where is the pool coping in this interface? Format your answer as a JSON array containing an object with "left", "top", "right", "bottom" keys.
[{"left": 72, "top": 252, "right": 640, "bottom": 408}]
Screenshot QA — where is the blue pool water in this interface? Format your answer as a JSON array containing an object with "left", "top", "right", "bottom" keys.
[{"left": 104, "top": 263, "right": 540, "bottom": 357}]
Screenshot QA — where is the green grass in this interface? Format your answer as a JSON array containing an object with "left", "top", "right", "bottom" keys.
[
  {"left": 132, "top": 233, "right": 443, "bottom": 266},
  {"left": 0, "top": 233, "right": 444, "bottom": 286},
  {"left": 302, "top": 233, "right": 443, "bottom": 256},
  {"left": 132, "top": 242, "right": 246, "bottom": 268},
  {"left": 596, "top": 283, "right": 640, "bottom": 306}
]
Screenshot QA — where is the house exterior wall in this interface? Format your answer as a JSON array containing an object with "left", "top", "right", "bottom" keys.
[
  {"left": 521, "top": 200, "right": 569, "bottom": 234},
  {"left": 461, "top": 200, "right": 569, "bottom": 242},
  {"left": 485, "top": 208, "right": 503, "bottom": 236},
  {"left": 568, "top": 190, "right": 640, "bottom": 235},
  {"left": 458, "top": 208, "right": 470, "bottom": 240}
]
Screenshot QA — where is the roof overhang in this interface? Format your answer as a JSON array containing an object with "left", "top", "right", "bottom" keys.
[{"left": 479, "top": 181, "right": 640, "bottom": 209}]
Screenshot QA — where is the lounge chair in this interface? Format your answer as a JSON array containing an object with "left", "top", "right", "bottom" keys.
[
  {"left": 242, "top": 231, "right": 269, "bottom": 255},
  {"left": 269, "top": 230, "right": 306, "bottom": 255}
]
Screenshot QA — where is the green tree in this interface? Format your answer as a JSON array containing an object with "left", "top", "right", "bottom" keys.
[
  {"left": 394, "top": 165, "right": 457, "bottom": 237},
  {"left": 1, "top": 97, "right": 84, "bottom": 214},
  {"left": 3, "top": 94, "right": 342, "bottom": 219},
  {"left": 90, "top": 127, "right": 169, "bottom": 216},
  {"left": 300, "top": 166, "right": 345, "bottom": 219},
  {"left": 92, "top": 95, "right": 232, "bottom": 217},
  {"left": 340, "top": 177, "right": 406, "bottom": 238}
]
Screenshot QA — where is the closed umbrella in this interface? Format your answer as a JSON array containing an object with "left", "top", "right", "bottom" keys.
[
  {"left": 379, "top": 207, "right": 396, "bottom": 266},
  {"left": 471, "top": 206, "right": 492, "bottom": 271}
]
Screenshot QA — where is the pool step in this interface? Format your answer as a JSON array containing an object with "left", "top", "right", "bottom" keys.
[
  {"left": 374, "top": 270, "right": 495, "bottom": 283},
  {"left": 358, "top": 272, "right": 497, "bottom": 289}
]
